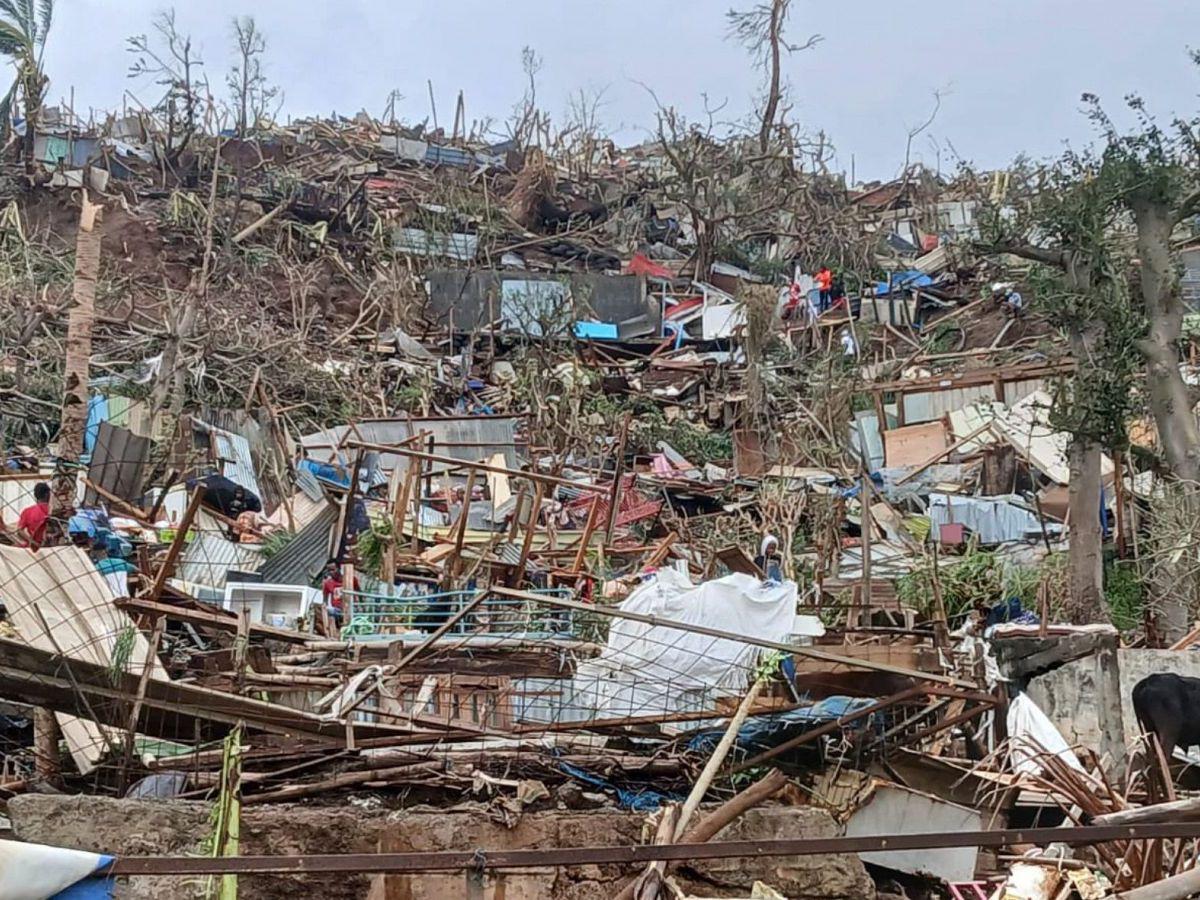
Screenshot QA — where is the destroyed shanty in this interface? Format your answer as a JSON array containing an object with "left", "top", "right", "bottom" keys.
[{"left": 1, "top": 3, "right": 1200, "bottom": 900}]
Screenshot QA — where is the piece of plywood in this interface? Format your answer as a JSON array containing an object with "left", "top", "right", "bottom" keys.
[
  {"left": 884, "top": 421, "right": 948, "bottom": 468},
  {"left": 0, "top": 545, "right": 170, "bottom": 773}
]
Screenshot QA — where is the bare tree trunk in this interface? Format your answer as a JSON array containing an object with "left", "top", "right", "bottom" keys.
[
  {"left": 32, "top": 707, "right": 61, "bottom": 785},
  {"left": 52, "top": 192, "right": 102, "bottom": 517},
  {"left": 758, "top": 0, "right": 784, "bottom": 154},
  {"left": 1067, "top": 437, "right": 1104, "bottom": 618},
  {"left": 1132, "top": 194, "right": 1200, "bottom": 482}
]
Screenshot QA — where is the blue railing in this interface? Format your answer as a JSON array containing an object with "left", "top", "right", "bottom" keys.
[{"left": 340, "top": 587, "right": 576, "bottom": 642}]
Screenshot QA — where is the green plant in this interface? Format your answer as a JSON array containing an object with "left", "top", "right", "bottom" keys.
[
  {"left": 896, "top": 545, "right": 1041, "bottom": 623},
  {"left": 259, "top": 529, "right": 295, "bottom": 559},
  {"left": 107, "top": 624, "right": 137, "bottom": 685},
  {"left": 1104, "top": 560, "right": 1143, "bottom": 633},
  {"left": 356, "top": 515, "right": 393, "bottom": 579}
]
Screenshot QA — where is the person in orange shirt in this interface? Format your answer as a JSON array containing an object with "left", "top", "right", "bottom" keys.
[{"left": 815, "top": 266, "right": 833, "bottom": 312}]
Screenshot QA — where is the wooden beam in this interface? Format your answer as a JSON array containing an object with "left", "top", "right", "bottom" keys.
[
  {"left": 391, "top": 590, "right": 489, "bottom": 672},
  {"left": 343, "top": 439, "right": 609, "bottom": 494},
  {"left": 570, "top": 496, "right": 601, "bottom": 574},
  {"left": 148, "top": 486, "right": 204, "bottom": 600},
  {"left": 509, "top": 482, "right": 543, "bottom": 588},
  {"left": 116, "top": 597, "right": 311, "bottom": 645},
  {"left": 444, "top": 468, "right": 478, "bottom": 588}
]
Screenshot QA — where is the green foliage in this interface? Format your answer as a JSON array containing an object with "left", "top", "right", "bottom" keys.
[
  {"left": 107, "top": 624, "right": 137, "bottom": 685},
  {"left": 897, "top": 545, "right": 1040, "bottom": 623},
  {"left": 1104, "top": 559, "right": 1143, "bottom": 633},
  {"left": 356, "top": 515, "right": 393, "bottom": 579},
  {"left": 258, "top": 529, "right": 295, "bottom": 560},
  {"left": 584, "top": 392, "right": 734, "bottom": 464}
]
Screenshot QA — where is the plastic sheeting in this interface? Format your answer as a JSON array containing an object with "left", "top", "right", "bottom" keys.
[
  {"left": 928, "top": 493, "right": 1061, "bottom": 545},
  {"left": 0, "top": 839, "right": 114, "bottom": 899},
  {"left": 1007, "top": 692, "right": 1085, "bottom": 776},
  {"left": 570, "top": 569, "right": 801, "bottom": 719},
  {"left": 687, "top": 696, "right": 878, "bottom": 755}
]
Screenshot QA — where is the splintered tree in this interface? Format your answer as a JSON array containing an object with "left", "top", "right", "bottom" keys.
[
  {"left": 726, "top": 0, "right": 821, "bottom": 154},
  {"left": 53, "top": 191, "right": 102, "bottom": 518}
]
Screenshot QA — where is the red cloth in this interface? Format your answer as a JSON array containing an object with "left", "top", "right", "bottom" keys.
[
  {"left": 17, "top": 501, "right": 50, "bottom": 549},
  {"left": 627, "top": 253, "right": 675, "bottom": 281},
  {"left": 816, "top": 268, "right": 833, "bottom": 291}
]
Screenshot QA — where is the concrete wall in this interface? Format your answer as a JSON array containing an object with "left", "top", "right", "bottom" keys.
[
  {"left": 427, "top": 269, "right": 657, "bottom": 335},
  {"left": 8, "top": 795, "right": 873, "bottom": 900},
  {"left": 1027, "top": 648, "right": 1200, "bottom": 754}
]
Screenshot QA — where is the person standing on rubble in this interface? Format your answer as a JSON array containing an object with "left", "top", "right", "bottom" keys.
[
  {"left": 815, "top": 265, "right": 834, "bottom": 312},
  {"left": 755, "top": 534, "right": 784, "bottom": 582},
  {"left": 14, "top": 482, "right": 52, "bottom": 550}
]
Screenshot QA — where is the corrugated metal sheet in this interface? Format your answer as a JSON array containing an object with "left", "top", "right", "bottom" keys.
[
  {"left": 851, "top": 411, "right": 885, "bottom": 471},
  {"left": 902, "top": 379, "right": 1046, "bottom": 424},
  {"left": 179, "top": 532, "right": 263, "bottom": 590},
  {"left": 0, "top": 475, "right": 39, "bottom": 521},
  {"left": 256, "top": 504, "right": 336, "bottom": 586},
  {"left": 301, "top": 416, "right": 518, "bottom": 476},
  {"left": 209, "top": 425, "right": 261, "bottom": 499},
  {"left": 393, "top": 227, "right": 477, "bottom": 261},
  {"left": 85, "top": 421, "right": 151, "bottom": 505}
]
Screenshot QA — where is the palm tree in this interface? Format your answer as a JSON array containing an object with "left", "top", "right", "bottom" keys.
[{"left": 0, "top": 0, "right": 53, "bottom": 175}]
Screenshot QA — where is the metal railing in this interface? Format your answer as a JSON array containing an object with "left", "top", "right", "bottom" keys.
[{"left": 340, "top": 587, "right": 576, "bottom": 642}]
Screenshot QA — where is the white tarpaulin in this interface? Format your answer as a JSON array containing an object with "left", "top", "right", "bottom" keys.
[
  {"left": 1007, "top": 692, "right": 1085, "bottom": 776},
  {"left": 0, "top": 838, "right": 114, "bottom": 899},
  {"left": 570, "top": 569, "right": 806, "bottom": 719}
]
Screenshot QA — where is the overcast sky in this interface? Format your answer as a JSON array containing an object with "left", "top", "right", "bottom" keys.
[{"left": 45, "top": 0, "right": 1200, "bottom": 180}]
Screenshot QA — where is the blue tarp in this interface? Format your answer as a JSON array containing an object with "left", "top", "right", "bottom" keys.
[
  {"left": 687, "top": 696, "right": 880, "bottom": 756},
  {"left": 83, "top": 394, "right": 108, "bottom": 456},
  {"left": 874, "top": 270, "right": 934, "bottom": 296},
  {"left": 557, "top": 761, "right": 678, "bottom": 812},
  {"left": 574, "top": 321, "right": 619, "bottom": 340}
]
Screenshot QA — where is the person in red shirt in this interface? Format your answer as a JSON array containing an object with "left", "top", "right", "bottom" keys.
[
  {"left": 815, "top": 266, "right": 834, "bottom": 312},
  {"left": 16, "top": 482, "right": 51, "bottom": 550}
]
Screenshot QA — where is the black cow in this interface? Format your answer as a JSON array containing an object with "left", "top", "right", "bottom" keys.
[{"left": 1132, "top": 673, "right": 1200, "bottom": 762}]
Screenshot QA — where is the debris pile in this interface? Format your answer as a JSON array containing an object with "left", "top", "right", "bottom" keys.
[{"left": 0, "top": 35, "right": 1199, "bottom": 900}]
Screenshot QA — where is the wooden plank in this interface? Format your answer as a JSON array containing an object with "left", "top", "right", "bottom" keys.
[
  {"left": 883, "top": 421, "right": 949, "bottom": 468},
  {"left": 149, "top": 486, "right": 205, "bottom": 600}
]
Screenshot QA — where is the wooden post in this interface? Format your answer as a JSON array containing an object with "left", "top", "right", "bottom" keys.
[
  {"left": 509, "top": 482, "right": 543, "bottom": 588},
  {"left": 233, "top": 609, "right": 251, "bottom": 694},
  {"left": 32, "top": 708, "right": 61, "bottom": 787},
  {"left": 444, "top": 468, "right": 478, "bottom": 589},
  {"left": 149, "top": 486, "right": 205, "bottom": 600},
  {"left": 605, "top": 412, "right": 632, "bottom": 543},
  {"left": 930, "top": 539, "right": 949, "bottom": 648},
  {"left": 571, "top": 496, "right": 601, "bottom": 574},
  {"left": 858, "top": 473, "right": 873, "bottom": 630},
  {"left": 1113, "top": 449, "right": 1127, "bottom": 559},
  {"left": 120, "top": 615, "right": 166, "bottom": 791}
]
